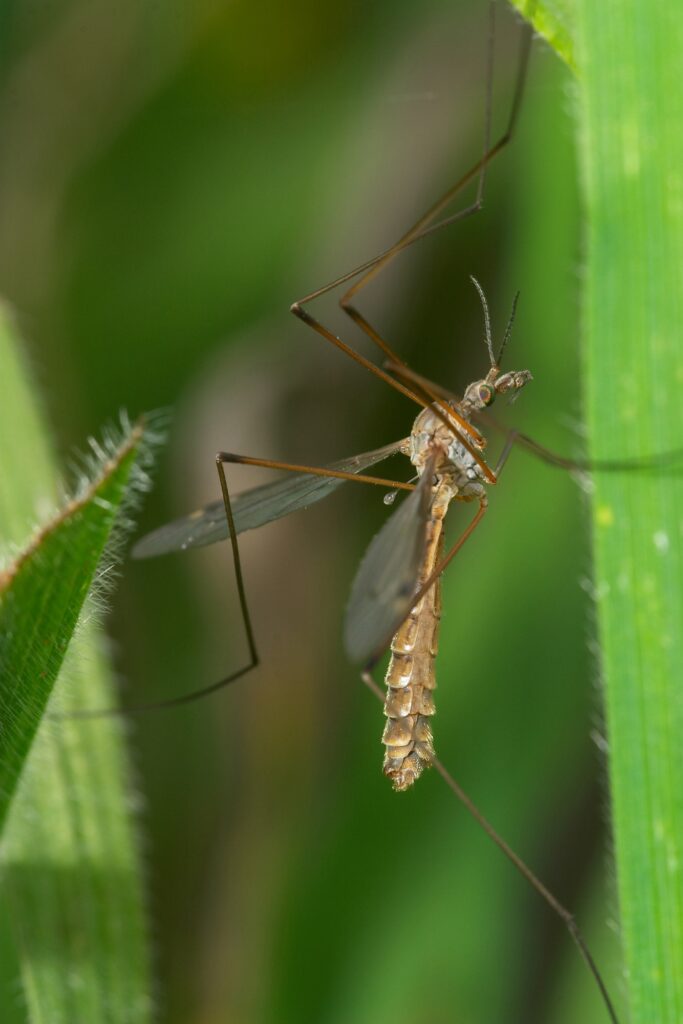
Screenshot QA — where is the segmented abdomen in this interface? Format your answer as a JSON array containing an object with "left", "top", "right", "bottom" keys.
[{"left": 382, "top": 508, "right": 445, "bottom": 791}]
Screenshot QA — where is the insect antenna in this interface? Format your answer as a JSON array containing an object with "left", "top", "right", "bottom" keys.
[
  {"left": 497, "top": 289, "right": 520, "bottom": 367},
  {"left": 469, "top": 274, "right": 496, "bottom": 367},
  {"left": 469, "top": 275, "right": 521, "bottom": 370}
]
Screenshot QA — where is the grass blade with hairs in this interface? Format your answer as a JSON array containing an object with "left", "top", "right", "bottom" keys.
[
  {"left": 511, "top": 2, "right": 683, "bottom": 1021},
  {"left": 0, "top": 419, "right": 144, "bottom": 832},
  {"left": 0, "top": 303, "right": 153, "bottom": 1023}
]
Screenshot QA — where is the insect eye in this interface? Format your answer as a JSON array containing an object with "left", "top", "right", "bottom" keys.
[{"left": 478, "top": 384, "right": 495, "bottom": 406}]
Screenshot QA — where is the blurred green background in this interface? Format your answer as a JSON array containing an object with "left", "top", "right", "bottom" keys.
[{"left": 0, "top": 1, "right": 622, "bottom": 1022}]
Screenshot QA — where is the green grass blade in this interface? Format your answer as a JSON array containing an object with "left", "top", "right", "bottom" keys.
[
  {"left": 576, "top": 4, "right": 683, "bottom": 1021},
  {"left": 0, "top": 304, "right": 153, "bottom": 1022},
  {"left": 510, "top": 0, "right": 575, "bottom": 71},
  {"left": 2, "top": 633, "right": 153, "bottom": 1024},
  {"left": 0, "top": 420, "right": 143, "bottom": 833},
  {"left": 504, "top": 4, "right": 683, "bottom": 1020}
]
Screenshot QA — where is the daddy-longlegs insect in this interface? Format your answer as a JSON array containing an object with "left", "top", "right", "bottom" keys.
[{"left": 73, "top": 5, "right": 681, "bottom": 1021}]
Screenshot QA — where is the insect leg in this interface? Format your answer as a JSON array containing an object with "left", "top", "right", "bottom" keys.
[
  {"left": 290, "top": 301, "right": 486, "bottom": 451},
  {"left": 413, "top": 496, "right": 488, "bottom": 611},
  {"left": 494, "top": 429, "right": 517, "bottom": 475},
  {"left": 408, "top": 435, "right": 515, "bottom": 609},
  {"left": 217, "top": 451, "right": 415, "bottom": 493},
  {"left": 292, "top": 4, "right": 531, "bottom": 437},
  {"left": 364, "top": 664, "right": 620, "bottom": 1022},
  {"left": 428, "top": 755, "right": 620, "bottom": 1023},
  {"left": 362, "top": 362, "right": 497, "bottom": 485},
  {"left": 490, "top": 426, "right": 683, "bottom": 475},
  {"left": 60, "top": 454, "right": 416, "bottom": 719},
  {"left": 383, "top": 359, "right": 464, "bottom": 402},
  {"left": 385, "top": 360, "right": 683, "bottom": 475},
  {"left": 290, "top": 4, "right": 532, "bottom": 445},
  {"left": 291, "top": 301, "right": 429, "bottom": 412},
  {"left": 346, "top": 5, "right": 531, "bottom": 302},
  {"left": 359, "top": 491, "right": 621, "bottom": 1023},
  {"left": 337, "top": 0, "right": 500, "bottom": 328},
  {"left": 295, "top": 6, "right": 532, "bottom": 326}
]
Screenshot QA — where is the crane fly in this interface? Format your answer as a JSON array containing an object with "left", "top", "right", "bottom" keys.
[
  {"left": 82, "top": 5, "right": 683, "bottom": 1021},
  {"left": 134, "top": 277, "right": 530, "bottom": 790}
]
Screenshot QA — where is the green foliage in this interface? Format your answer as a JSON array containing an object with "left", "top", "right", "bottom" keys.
[
  {"left": 0, "top": 424, "right": 142, "bottom": 833},
  {"left": 511, "top": 0, "right": 575, "bottom": 70},
  {"left": 0, "top": 307, "right": 152, "bottom": 1022},
  {"left": 4, "top": 0, "right": 673, "bottom": 1021},
  {"left": 577, "top": 4, "right": 683, "bottom": 1021},
  {"left": 514, "top": 1, "right": 683, "bottom": 1021}
]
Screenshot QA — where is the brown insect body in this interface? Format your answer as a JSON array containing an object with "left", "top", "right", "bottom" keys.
[
  {"left": 381, "top": 355, "right": 534, "bottom": 790},
  {"left": 382, "top": 400, "right": 488, "bottom": 789}
]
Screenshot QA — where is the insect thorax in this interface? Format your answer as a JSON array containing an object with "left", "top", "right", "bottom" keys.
[{"left": 409, "top": 403, "right": 487, "bottom": 496}]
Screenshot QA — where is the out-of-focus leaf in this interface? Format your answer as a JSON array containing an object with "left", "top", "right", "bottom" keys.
[{"left": 510, "top": 0, "right": 576, "bottom": 70}]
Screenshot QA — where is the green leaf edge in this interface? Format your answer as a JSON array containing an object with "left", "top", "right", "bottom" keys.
[
  {"left": 0, "top": 419, "right": 143, "bottom": 833},
  {"left": 574, "top": 3, "right": 683, "bottom": 1023},
  {"left": 0, "top": 304, "right": 153, "bottom": 1024},
  {"left": 509, "top": 0, "right": 576, "bottom": 72},
  {"left": 508, "top": 3, "right": 683, "bottom": 1021}
]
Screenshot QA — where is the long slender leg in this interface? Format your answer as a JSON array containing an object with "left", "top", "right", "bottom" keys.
[
  {"left": 61, "top": 453, "right": 416, "bottom": 720},
  {"left": 403, "top": 432, "right": 517, "bottom": 616},
  {"left": 383, "top": 359, "right": 498, "bottom": 479},
  {"left": 294, "top": 8, "right": 532, "bottom": 316},
  {"left": 411, "top": 496, "right": 488, "bottom": 619},
  {"left": 359, "top": 495, "right": 489, "bottom": 686},
  {"left": 490, "top": 426, "right": 683, "bottom": 475},
  {"left": 359, "top": 440, "right": 622, "bottom": 1024},
  {"left": 361, "top": 426, "right": 516, "bottom": 677},
  {"left": 359, "top": 671, "right": 620, "bottom": 1024},
  {"left": 290, "top": 7, "right": 531, "bottom": 424},
  {"left": 385, "top": 359, "right": 683, "bottom": 475},
  {"left": 383, "top": 359, "right": 463, "bottom": 402},
  {"left": 378, "top": 359, "right": 498, "bottom": 483},
  {"left": 290, "top": 5, "right": 532, "bottom": 446},
  {"left": 361, "top": 418, "right": 515, "bottom": 681},
  {"left": 290, "top": 302, "right": 486, "bottom": 452},
  {"left": 338, "top": 0, "right": 498, "bottom": 332},
  {"left": 343, "top": 7, "right": 531, "bottom": 305},
  {"left": 367, "top": 361, "right": 497, "bottom": 484},
  {"left": 289, "top": 302, "right": 435, "bottom": 413},
  {"left": 218, "top": 451, "right": 415, "bottom": 493}
]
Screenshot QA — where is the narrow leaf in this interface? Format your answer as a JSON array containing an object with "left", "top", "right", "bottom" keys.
[
  {"left": 504, "top": 5, "right": 683, "bottom": 1020},
  {"left": 575, "top": 3, "right": 683, "bottom": 1022},
  {"left": 509, "top": 0, "right": 576, "bottom": 71},
  {"left": 0, "top": 303, "right": 153, "bottom": 1023},
  {"left": 0, "top": 422, "right": 143, "bottom": 832}
]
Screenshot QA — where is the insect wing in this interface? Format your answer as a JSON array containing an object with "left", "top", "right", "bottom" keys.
[
  {"left": 344, "top": 469, "right": 432, "bottom": 667},
  {"left": 132, "top": 440, "right": 405, "bottom": 559}
]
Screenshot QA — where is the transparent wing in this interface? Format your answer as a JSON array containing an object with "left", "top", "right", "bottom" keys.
[
  {"left": 344, "top": 468, "right": 432, "bottom": 667},
  {"left": 132, "top": 440, "right": 406, "bottom": 559}
]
